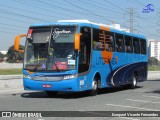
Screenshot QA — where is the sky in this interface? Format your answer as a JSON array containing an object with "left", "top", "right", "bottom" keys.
[{"left": 0, "top": 0, "right": 160, "bottom": 51}]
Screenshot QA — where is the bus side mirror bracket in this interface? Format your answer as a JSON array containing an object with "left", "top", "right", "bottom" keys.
[
  {"left": 14, "top": 34, "right": 27, "bottom": 53},
  {"left": 74, "top": 33, "right": 81, "bottom": 51}
]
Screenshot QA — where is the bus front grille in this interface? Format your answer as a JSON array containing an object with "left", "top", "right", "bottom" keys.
[{"left": 32, "top": 76, "right": 63, "bottom": 81}]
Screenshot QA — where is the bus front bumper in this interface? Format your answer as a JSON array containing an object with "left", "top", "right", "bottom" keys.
[{"left": 23, "top": 78, "right": 79, "bottom": 92}]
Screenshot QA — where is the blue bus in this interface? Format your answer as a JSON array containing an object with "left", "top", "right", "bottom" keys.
[{"left": 14, "top": 20, "right": 148, "bottom": 96}]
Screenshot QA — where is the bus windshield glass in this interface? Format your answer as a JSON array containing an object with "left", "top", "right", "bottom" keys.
[{"left": 24, "top": 26, "right": 76, "bottom": 71}]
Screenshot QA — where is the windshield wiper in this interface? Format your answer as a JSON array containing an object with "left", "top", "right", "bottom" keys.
[{"left": 48, "top": 47, "right": 60, "bottom": 72}]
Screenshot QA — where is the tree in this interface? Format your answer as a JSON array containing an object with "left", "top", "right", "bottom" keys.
[
  {"left": 6, "top": 45, "right": 25, "bottom": 63},
  {"left": 148, "top": 57, "right": 159, "bottom": 66},
  {"left": 0, "top": 52, "right": 4, "bottom": 59}
]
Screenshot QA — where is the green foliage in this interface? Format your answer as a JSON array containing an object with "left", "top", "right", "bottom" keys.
[
  {"left": 6, "top": 45, "right": 25, "bottom": 63},
  {"left": 0, "top": 52, "right": 5, "bottom": 59},
  {"left": 0, "top": 69, "right": 22, "bottom": 75},
  {"left": 148, "top": 66, "right": 160, "bottom": 71},
  {"left": 148, "top": 57, "right": 159, "bottom": 66}
]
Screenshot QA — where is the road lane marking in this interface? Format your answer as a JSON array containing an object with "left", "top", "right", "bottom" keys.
[
  {"left": 127, "top": 99, "right": 160, "bottom": 104},
  {"left": 143, "top": 95, "right": 160, "bottom": 99},
  {"left": 106, "top": 104, "right": 160, "bottom": 111}
]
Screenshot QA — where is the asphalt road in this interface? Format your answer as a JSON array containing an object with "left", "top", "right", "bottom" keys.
[{"left": 0, "top": 79, "right": 160, "bottom": 120}]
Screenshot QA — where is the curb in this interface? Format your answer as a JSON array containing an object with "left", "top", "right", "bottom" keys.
[{"left": 0, "top": 75, "right": 22, "bottom": 80}]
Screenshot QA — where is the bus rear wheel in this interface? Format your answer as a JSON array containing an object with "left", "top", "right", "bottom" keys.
[
  {"left": 88, "top": 77, "right": 99, "bottom": 96},
  {"left": 46, "top": 91, "right": 58, "bottom": 97},
  {"left": 128, "top": 74, "right": 137, "bottom": 89}
]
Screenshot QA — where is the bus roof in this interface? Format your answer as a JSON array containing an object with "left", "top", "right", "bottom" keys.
[{"left": 30, "top": 19, "right": 146, "bottom": 39}]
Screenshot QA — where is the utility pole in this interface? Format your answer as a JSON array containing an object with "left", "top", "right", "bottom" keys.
[
  {"left": 137, "top": 13, "right": 140, "bottom": 34},
  {"left": 127, "top": 8, "right": 136, "bottom": 33}
]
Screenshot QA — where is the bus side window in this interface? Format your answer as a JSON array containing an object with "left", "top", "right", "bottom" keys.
[
  {"left": 105, "top": 31, "right": 114, "bottom": 52},
  {"left": 115, "top": 34, "right": 124, "bottom": 52},
  {"left": 140, "top": 39, "right": 146, "bottom": 54},
  {"left": 93, "top": 28, "right": 101, "bottom": 50},
  {"left": 133, "top": 38, "right": 140, "bottom": 54},
  {"left": 125, "top": 36, "right": 133, "bottom": 53},
  {"left": 93, "top": 29, "right": 114, "bottom": 52}
]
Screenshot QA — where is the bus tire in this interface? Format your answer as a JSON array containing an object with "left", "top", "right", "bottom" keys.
[
  {"left": 129, "top": 74, "right": 138, "bottom": 89},
  {"left": 88, "top": 77, "right": 99, "bottom": 96},
  {"left": 46, "top": 91, "right": 58, "bottom": 97}
]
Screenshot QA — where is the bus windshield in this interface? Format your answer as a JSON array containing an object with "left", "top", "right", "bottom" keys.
[{"left": 24, "top": 26, "right": 76, "bottom": 71}]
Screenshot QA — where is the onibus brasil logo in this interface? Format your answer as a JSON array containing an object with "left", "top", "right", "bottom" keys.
[{"left": 142, "top": 4, "right": 154, "bottom": 13}]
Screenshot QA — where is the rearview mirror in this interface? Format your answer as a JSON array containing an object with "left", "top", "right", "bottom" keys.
[
  {"left": 14, "top": 34, "right": 27, "bottom": 53},
  {"left": 74, "top": 33, "right": 81, "bottom": 50}
]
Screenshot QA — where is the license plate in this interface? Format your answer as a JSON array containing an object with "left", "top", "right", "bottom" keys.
[{"left": 42, "top": 84, "right": 52, "bottom": 88}]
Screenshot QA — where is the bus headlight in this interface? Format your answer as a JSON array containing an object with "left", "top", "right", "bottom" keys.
[
  {"left": 63, "top": 74, "right": 77, "bottom": 80},
  {"left": 23, "top": 74, "right": 31, "bottom": 79}
]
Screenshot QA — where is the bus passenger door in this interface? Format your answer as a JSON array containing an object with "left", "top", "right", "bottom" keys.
[{"left": 78, "top": 27, "right": 91, "bottom": 73}]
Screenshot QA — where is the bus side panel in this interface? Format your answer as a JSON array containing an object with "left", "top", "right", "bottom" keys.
[
  {"left": 91, "top": 50, "right": 114, "bottom": 88},
  {"left": 107, "top": 53, "right": 148, "bottom": 87},
  {"left": 107, "top": 62, "right": 148, "bottom": 86},
  {"left": 91, "top": 50, "right": 148, "bottom": 88}
]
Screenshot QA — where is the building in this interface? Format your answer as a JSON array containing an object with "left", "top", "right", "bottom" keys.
[
  {"left": 0, "top": 50, "right": 7, "bottom": 55},
  {"left": 109, "top": 24, "right": 130, "bottom": 32},
  {"left": 148, "top": 40, "right": 160, "bottom": 61}
]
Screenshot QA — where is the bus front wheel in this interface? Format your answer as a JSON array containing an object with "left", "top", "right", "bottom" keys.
[{"left": 88, "top": 77, "right": 99, "bottom": 96}]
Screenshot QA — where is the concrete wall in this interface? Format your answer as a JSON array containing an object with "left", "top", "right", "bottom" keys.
[
  {"left": 0, "top": 63, "right": 23, "bottom": 69},
  {"left": 0, "top": 75, "right": 23, "bottom": 89},
  {"left": 147, "top": 71, "right": 160, "bottom": 80}
]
